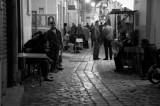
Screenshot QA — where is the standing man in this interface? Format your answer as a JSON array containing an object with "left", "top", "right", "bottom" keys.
[
  {"left": 45, "top": 21, "right": 63, "bottom": 72},
  {"left": 99, "top": 22, "right": 103, "bottom": 40},
  {"left": 90, "top": 23, "right": 94, "bottom": 46},
  {"left": 71, "top": 23, "right": 77, "bottom": 33},
  {"left": 93, "top": 21, "right": 101, "bottom": 60},
  {"left": 102, "top": 20, "right": 114, "bottom": 60},
  {"left": 86, "top": 23, "right": 90, "bottom": 29},
  {"left": 82, "top": 25, "right": 90, "bottom": 49}
]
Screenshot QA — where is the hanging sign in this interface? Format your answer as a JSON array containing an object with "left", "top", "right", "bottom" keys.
[{"left": 68, "top": 5, "right": 75, "bottom": 10}]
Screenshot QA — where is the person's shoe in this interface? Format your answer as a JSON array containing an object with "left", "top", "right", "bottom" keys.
[
  {"left": 50, "top": 69, "right": 59, "bottom": 73},
  {"left": 103, "top": 58, "right": 108, "bottom": 60},
  {"left": 56, "top": 66, "right": 63, "bottom": 70},
  {"left": 44, "top": 77, "right": 53, "bottom": 81},
  {"left": 93, "top": 58, "right": 100, "bottom": 60},
  {"left": 75, "top": 51, "right": 80, "bottom": 53}
]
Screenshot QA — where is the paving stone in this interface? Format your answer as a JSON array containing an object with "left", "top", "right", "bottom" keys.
[{"left": 21, "top": 48, "right": 160, "bottom": 106}]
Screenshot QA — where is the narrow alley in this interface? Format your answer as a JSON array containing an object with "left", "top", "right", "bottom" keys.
[
  {"left": 1, "top": 0, "right": 160, "bottom": 106},
  {"left": 21, "top": 47, "right": 160, "bottom": 106}
]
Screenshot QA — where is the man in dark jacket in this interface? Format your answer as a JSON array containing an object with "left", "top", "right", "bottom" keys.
[
  {"left": 140, "top": 39, "right": 157, "bottom": 79},
  {"left": 114, "top": 33, "right": 134, "bottom": 72},
  {"left": 24, "top": 32, "right": 53, "bottom": 81},
  {"left": 45, "top": 21, "right": 63, "bottom": 72}
]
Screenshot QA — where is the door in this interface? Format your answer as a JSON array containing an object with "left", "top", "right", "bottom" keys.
[{"left": 32, "top": 11, "right": 37, "bottom": 35}]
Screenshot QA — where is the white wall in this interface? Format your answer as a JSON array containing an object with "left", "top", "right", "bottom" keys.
[
  {"left": 31, "top": 0, "right": 68, "bottom": 34},
  {"left": 134, "top": 0, "right": 147, "bottom": 42},
  {"left": 134, "top": 0, "right": 160, "bottom": 47},
  {"left": 22, "top": 0, "right": 32, "bottom": 44},
  {"left": 68, "top": 10, "right": 78, "bottom": 27},
  {"left": 63, "top": 0, "right": 67, "bottom": 23},
  {"left": 47, "top": 0, "right": 57, "bottom": 14},
  {"left": 116, "top": 0, "right": 134, "bottom": 10},
  {"left": 31, "top": 0, "right": 59, "bottom": 28},
  {"left": 67, "top": 0, "right": 79, "bottom": 27},
  {"left": 149, "top": 0, "right": 160, "bottom": 48},
  {"left": 31, "top": 0, "right": 47, "bottom": 13}
]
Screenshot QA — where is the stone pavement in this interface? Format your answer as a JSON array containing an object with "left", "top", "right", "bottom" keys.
[{"left": 21, "top": 47, "right": 160, "bottom": 106}]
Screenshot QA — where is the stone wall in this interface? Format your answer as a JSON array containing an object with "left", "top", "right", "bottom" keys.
[{"left": 0, "top": 0, "right": 7, "bottom": 104}]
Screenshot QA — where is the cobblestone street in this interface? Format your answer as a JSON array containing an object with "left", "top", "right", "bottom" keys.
[{"left": 21, "top": 47, "right": 160, "bottom": 106}]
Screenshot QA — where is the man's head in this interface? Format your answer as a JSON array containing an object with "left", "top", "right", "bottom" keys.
[
  {"left": 32, "top": 33, "right": 39, "bottom": 39},
  {"left": 78, "top": 24, "right": 81, "bottom": 27},
  {"left": 104, "top": 20, "right": 111, "bottom": 26},
  {"left": 64, "top": 23, "right": 67, "bottom": 27},
  {"left": 72, "top": 23, "right": 75, "bottom": 26},
  {"left": 141, "top": 39, "right": 149, "bottom": 48},
  {"left": 95, "top": 21, "right": 99, "bottom": 26},
  {"left": 50, "top": 21, "right": 56, "bottom": 30}
]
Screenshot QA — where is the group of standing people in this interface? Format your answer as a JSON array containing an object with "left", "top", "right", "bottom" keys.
[
  {"left": 63, "top": 23, "right": 90, "bottom": 53},
  {"left": 63, "top": 20, "right": 114, "bottom": 61},
  {"left": 91, "top": 20, "right": 114, "bottom": 60}
]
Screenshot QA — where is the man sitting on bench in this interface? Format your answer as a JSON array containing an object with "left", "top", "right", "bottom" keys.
[{"left": 24, "top": 31, "right": 53, "bottom": 81}]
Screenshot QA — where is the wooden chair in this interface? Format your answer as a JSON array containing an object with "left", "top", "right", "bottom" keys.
[
  {"left": 22, "top": 47, "right": 43, "bottom": 86},
  {"left": 75, "top": 38, "right": 83, "bottom": 51},
  {"left": 123, "top": 46, "right": 139, "bottom": 73},
  {"left": 24, "top": 59, "right": 42, "bottom": 86}
]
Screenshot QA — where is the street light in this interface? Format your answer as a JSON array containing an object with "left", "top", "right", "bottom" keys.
[
  {"left": 85, "top": 0, "right": 91, "bottom": 3},
  {"left": 91, "top": 2, "right": 95, "bottom": 7}
]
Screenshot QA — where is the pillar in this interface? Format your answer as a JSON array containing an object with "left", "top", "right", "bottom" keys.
[{"left": 7, "top": 0, "right": 18, "bottom": 87}]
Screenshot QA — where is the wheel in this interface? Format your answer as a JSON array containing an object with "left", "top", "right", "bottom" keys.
[{"left": 148, "top": 64, "right": 160, "bottom": 84}]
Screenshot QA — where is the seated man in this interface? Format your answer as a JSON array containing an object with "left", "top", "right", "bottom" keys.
[
  {"left": 140, "top": 39, "right": 157, "bottom": 79},
  {"left": 114, "top": 32, "right": 134, "bottom": 72},
  {"left": 69, "top": 31, "right": 80, "bottom": 53},
  {"left": 24, "top": 32, "right": 53, "bottom": 81}
]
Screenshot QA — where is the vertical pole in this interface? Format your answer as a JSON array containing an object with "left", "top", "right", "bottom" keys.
[
  {"left": 78, "top": 0, "right": 79, "bottom": 24},
  {"left": 84, "top": 0, "right": 86, "bottom": 25},
  {"left": 7, "top": 0, "right": 18, "bottom": 87},
  {"left": 133, "top": 13, "right": 135, "bottom": 30},
  {"left": 114, "top": 14, "right": 117, "bottom": 38},
  {"left": 0, "top": 61, "right": 1, "bottom": 105}
]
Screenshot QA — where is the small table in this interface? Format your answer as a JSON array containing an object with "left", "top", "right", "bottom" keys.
[
  {"left": 18, "top": 53, "right": 49, "bottom": 86},
  {"left": 18, "top": 53, "right": 48, "bottom": 59}
]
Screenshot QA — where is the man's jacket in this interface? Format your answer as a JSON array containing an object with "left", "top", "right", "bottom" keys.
[{"left": 45, "top": 29, "right": 62, "bottom": 47}]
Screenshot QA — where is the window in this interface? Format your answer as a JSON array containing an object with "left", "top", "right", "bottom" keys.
[{"left": 39, "top": 7, "right": 44, "bottom": 14}]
